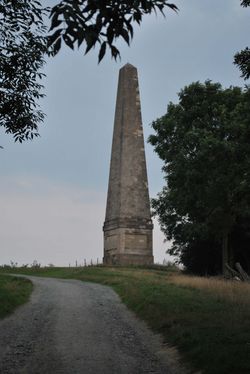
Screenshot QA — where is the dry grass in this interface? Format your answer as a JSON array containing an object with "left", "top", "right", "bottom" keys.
[
  {"left": 169, "top": 273, "right": 250, "bottom": 306},
  {"left": 116, "top": 268, "right": 250, "bottom": 308}
]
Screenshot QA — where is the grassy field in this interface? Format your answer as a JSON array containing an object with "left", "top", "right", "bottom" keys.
[
  {"left": 0, "top": 274, "right": 33, "bottom": 318},
  {"left": 1, "top": 265, "right": 250, "bottom": 374}
]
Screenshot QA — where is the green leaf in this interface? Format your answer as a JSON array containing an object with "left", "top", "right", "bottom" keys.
[
  {"left": 53, "top": 37, "right": 62, "bottom": 55},
  {"left": 49, "top": 13, "right": 62, "bottom": 31},
  {"left": 121, "top": 29, "right": 130, "bottom": 45},
  {"left": 63, "top": 34, "right": 74, "bottom": 49},
  {"left": 85, "top": 33, "right": 98, "bottom": 54},
  {"left": 98, "top": 41, "right": 106, "bottom": 63},
  {"left": 110, "top": 45, "right": 120, "bottom": 60}
]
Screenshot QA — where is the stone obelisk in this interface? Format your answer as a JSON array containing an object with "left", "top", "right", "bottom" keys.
[{"left": 103, "top": 63, "right": 153, "bottom": 265}]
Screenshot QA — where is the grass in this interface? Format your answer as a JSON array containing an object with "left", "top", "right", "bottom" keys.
[
  {"left": 170, "top": 273, "right": 250, "bottom": 306},
  {"left": 1, "top": 265, "right": 250, "bottom": 374},
  {"left": 0, "top": 274, "right": 33, "bottom": 318}
]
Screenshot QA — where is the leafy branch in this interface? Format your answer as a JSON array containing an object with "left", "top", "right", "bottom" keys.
[{"left": 48, "top": 0, "right": 178, "bottom": 63}]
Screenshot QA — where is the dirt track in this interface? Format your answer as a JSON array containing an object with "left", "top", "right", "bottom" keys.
[{"left": 0, "top": 276, "right": 183, "bottom": 374}]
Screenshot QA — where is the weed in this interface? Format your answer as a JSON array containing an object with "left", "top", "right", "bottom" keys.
[{"left": 0, "top": 275, "right": 33, "bottom": 318}]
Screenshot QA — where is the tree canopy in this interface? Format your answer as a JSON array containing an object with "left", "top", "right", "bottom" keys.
[{"left": 149, "top": 81, "right": 250, "bottom": 275}]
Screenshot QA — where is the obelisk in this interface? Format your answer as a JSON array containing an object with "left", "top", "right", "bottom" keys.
[{"left": 103, "top": 63, "right": 153, "bottom": 265}]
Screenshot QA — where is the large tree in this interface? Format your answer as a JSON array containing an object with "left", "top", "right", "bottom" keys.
[{"left": 149, "top": 81, "right": 250, "bottom": 275}]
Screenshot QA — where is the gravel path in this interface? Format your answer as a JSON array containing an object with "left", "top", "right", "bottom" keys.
[{"left": 0, "top": 276, "right": 183, "bottom": 374}]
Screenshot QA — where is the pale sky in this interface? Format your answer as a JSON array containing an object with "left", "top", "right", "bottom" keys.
[{"left": 1, "top": 0, "right": 249, "bottom": 266}]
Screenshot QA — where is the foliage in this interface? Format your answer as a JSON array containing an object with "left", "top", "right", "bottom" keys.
[
  {"left": 234, "top": 47, "right": 250, "bottom": 80},
  {"left": 48, "top": 0, "right": 178, "bottom": 62},
  {"left": 179, "top": 220, "right": 250, "bottom": 275},
  {"left": 1, "top": 0, "right": 248, "bottom": 142},
  {"left": 180, "top": 238, "right": 222, "bottom": 275},
  {"left": 0, "top": 0, "right": 49, "bottom": 142},
  {"left": 0, "top": 0, "right": 177, "bottom": 142},
  {"left": 0, "top": 275, "right": 32, "bottom": 318},
  {"left": 234, "top": 1, "right": 250, "bottom": 80},
  {"left": 241, "top": 0, "right": 250, "bottom": 6},
  {"left": 148, "top": 81, "right": 250, "bottom": 274}
]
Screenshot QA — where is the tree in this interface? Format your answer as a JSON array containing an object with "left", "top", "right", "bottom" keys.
[
  {"left": 234, "top": 47, "right": 250, "bottom": 80},
  {"left": 148, "top": 81, "right": 250, "bottom": 275},
  {"left": 234, "top": 0, "right": 250, "bottom": 80},
  {"left": 0, "top": 0, "right": 49, "bottom": 142},
  {"left": 177, "top": 219, "right": 250, "bottom": 275},
  {"left": 0, "top": 0, "right": 177, "bottom": 142}
]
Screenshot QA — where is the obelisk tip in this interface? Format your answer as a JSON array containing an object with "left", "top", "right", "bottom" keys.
[{"left": 120, "top": 62, "right": 136, "bottom": 70}]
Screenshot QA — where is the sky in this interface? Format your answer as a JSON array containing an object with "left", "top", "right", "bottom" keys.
[{"left": 0, "top": 0, "right": 249, "bottom": 266}]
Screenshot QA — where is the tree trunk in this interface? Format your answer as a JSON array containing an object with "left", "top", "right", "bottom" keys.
[
  {"left": 222, "top": 230, "right": 229, "bottom": 276},
  {"left": 225, "top": 262, "right": 250, "bottom": 282},
  {"left": 235, "top": 262, "right": 250, "bottom": 281}
]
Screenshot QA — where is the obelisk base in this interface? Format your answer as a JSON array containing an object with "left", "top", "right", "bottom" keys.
[{"left": 103, "top": 226, "right": 154, "bottom": 265}]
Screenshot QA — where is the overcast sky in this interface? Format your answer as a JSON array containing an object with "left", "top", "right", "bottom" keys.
[{"left": 1, "top": 0, "right": 249, "bottom": 266}]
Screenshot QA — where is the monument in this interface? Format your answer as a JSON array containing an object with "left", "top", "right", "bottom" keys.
[{"left": 103, "top": 63, "right": 153, "bottom": 265}]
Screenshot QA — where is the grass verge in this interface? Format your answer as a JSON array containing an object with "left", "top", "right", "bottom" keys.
[
  {"left": 1, "top": 266, "right": 250, "bottom": 374},
  {"left": 0, "top": 274, "right": 33, "bottom": 319}
]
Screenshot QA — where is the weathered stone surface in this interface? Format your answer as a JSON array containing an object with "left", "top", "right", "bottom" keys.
[{"left": 103, "top": 63, "right": 153, "bottom": 265}]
